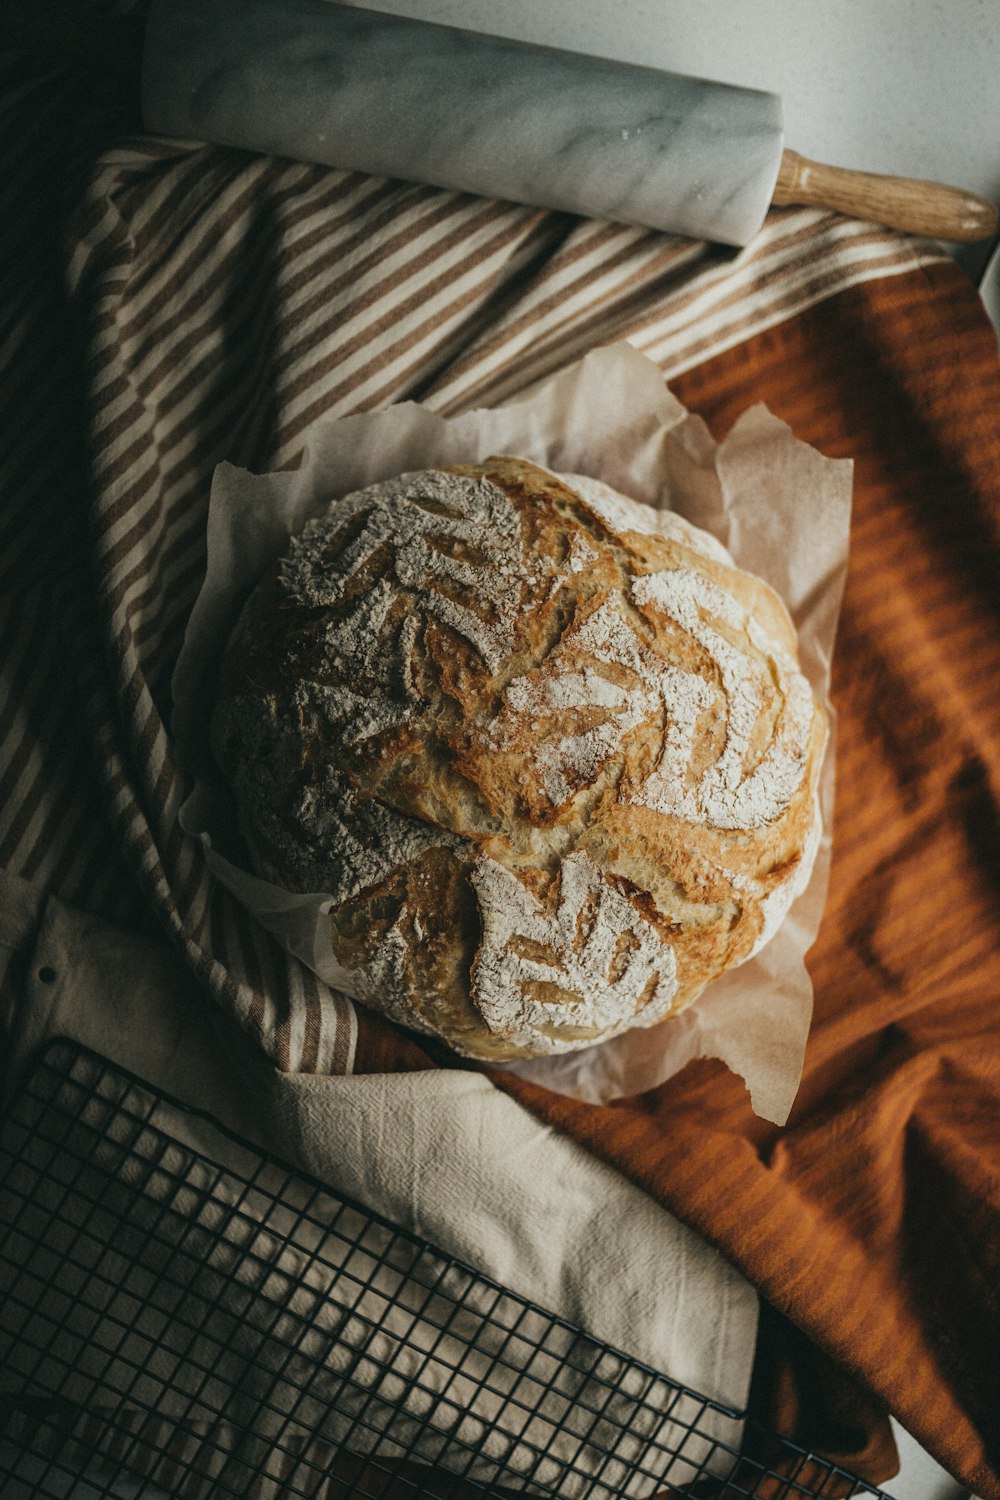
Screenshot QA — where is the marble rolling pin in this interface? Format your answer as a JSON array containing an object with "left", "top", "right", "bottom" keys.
[{"left": 141, "top": 0, "right": 998, "bottom": 248}]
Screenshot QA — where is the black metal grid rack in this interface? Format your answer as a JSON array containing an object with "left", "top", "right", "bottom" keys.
[{"left": 0, "top": 1039, "right": 897, "bottom": 1499}]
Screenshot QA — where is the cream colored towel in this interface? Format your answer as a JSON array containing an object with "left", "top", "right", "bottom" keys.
[{"left": 1, "top": 872, "right": 757, "bottom": 1494}]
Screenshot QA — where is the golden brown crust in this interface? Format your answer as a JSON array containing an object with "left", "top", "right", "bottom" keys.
[{"left": 211, "top": 457, "right": 826, "bottom": 1060}]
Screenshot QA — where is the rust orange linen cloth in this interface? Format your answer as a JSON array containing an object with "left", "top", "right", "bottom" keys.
[
  {"left": 2, "top": 30, "right": 1000, "bottom": 1500},
  {"left": 352, "top": 262, "right": 1000, "bottom": 1496}
]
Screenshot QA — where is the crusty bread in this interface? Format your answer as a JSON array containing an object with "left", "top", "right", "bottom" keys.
[{"left": 211, "top": 457, "right": 826, "bottom": 1060}]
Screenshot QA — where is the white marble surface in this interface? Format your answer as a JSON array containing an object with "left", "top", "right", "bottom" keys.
[
  {"left": 335, "top": 0, "right": 1000, "bottom": 278},
  {"left": 892, "top": 1419, "right": 978, "bottom": 1500},
  {"left": 142, "top": 0, "right": 785, "bottom": 246},
  {"left": 980, "top": 234, "right": 1000, "bottom": 336}
]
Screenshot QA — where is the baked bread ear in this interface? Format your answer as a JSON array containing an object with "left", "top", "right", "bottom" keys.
[{"left": 211, "top": 457, "right": 826, "bottom": 1060}]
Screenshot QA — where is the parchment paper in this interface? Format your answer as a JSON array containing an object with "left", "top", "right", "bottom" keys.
[{"left": 173, "top": 343, "right": 852, "bottom": 1124}]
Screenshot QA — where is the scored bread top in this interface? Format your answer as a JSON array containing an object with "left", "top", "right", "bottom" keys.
[{"left": 211, "top": 457, "right": 826, "bottom": 1060}]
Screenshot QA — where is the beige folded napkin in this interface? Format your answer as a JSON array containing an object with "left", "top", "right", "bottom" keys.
[{"left": 1, "top": 870, "right": 757, "bottom": 1494}]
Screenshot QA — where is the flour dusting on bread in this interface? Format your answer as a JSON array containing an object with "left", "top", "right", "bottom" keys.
[
  {"left": 212, "top": 457, "right": 826, "bottom": 1060},
  {"left": 471, "top": 850, "right": 678, "bottom": 1053},
  {"left": 280, "top": 468, "right": 524, "bottom": 674}
]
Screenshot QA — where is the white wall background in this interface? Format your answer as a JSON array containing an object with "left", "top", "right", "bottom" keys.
[{"left": 342, "top": 0, "right": 1000, "bottom": 278}]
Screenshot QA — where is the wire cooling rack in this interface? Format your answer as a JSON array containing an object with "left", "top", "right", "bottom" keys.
[{"left": 0, "top": 1038, "right": 898, "bottom": 1500}]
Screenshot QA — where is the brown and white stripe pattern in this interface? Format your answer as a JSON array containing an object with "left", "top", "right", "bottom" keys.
[
  {"left": 2, "top": 43, "right": 950, "bottom": 1074},
  {"left": 0, "top": 54, "right": 153, "bottom": 933}
]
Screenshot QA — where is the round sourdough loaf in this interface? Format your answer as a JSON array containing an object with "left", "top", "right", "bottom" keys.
[{"left": 211, "top": 457, "right": 826, "bottom": 1060}]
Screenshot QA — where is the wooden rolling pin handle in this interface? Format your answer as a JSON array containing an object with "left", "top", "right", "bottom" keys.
[{"left": 773, "top": 148, "right": 999, "bottom": 243}]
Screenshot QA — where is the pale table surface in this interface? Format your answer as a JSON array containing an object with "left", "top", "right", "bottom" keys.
[{"left": 343, "top": 0, "right": 1000, "bottom": 285}]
